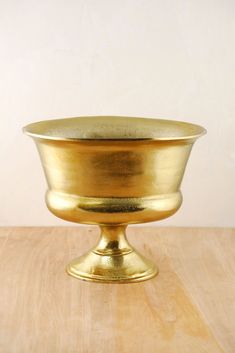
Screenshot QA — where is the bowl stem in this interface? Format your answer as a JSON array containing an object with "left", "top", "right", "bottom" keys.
[{"left": 67, "top": 225, "right": 158, "bottom": 283}]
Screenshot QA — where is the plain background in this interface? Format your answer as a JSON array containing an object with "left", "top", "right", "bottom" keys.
[{"left": 0, "top": 0, "right": 234, "bottom": 226}]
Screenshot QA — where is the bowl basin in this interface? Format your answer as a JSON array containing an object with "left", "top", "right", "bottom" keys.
[{"left": 24, "top": 116, "right": 206, "bottom": 225}]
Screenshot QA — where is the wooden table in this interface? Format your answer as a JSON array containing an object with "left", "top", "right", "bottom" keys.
[{"left": 0, "top": 227, "right": 234, "bottom": 353}]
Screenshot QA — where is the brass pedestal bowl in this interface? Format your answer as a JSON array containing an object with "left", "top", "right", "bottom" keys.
[{"left": 24, "top": 116, "right": 206, "bottom": 283}]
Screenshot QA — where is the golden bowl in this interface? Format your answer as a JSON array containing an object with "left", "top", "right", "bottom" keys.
[{"left": 23, "top": 116, "right": 206, "bottom": 283}]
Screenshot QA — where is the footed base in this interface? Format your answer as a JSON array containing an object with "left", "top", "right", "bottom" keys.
[
  {"left": 67, "top": 249, "right": 158, "bottom": 283},
  {"left": 67, "top": 225, "right": 158, "bottom": 283}
]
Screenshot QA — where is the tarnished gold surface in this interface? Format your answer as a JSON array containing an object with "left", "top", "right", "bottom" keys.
[{"left": 23, "top": 116, "right": 206, "bottom": 283}]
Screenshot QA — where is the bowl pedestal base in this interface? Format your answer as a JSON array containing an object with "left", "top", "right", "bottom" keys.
[{"left": 67, "top": 225, "right": 158, "bottom": 283}]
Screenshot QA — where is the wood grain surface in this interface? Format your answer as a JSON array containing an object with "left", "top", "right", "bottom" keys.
[{"left": 0, "top": 227, "right": 234, "bottom": 353}]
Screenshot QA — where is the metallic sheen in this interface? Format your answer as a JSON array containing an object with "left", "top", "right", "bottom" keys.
[{"left": 23, "top": 116, "right": 206, "bottom": 283}]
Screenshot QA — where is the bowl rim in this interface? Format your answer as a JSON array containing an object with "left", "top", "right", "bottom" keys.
[{"left": 23, "top": 116, "right": 207, "bottom": 142}]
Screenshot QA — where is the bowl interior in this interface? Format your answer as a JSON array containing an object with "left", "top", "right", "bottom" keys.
[{"left": 23, "top": 116, "right": 206, "bottom": 141}]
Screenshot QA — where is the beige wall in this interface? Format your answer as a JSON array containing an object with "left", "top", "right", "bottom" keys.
[{"left": 0, "top": 0, "right": 234, "bottom": 226}]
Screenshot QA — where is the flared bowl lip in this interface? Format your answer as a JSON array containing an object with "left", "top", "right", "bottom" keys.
[{"left": 23, "top": 116, "right": 207, "bottom": 142}]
